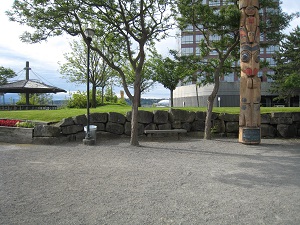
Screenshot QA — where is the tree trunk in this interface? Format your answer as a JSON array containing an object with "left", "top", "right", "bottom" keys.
[
  {"left": 138, "top": 90, "right": 141, "bottom": 107},
  {"left": 130, "top": 81, "right": 141, "bottom": 146},
  {"left": 101, "top": 86, "right": 104, "bottom": 105},
  {"left": 204, "top": 69, "right": 221, "bottom": 140},
  {"left": 91, "top": 84, "right": 97, "bottom": 108},
  {"left": 170, "top": 89, "right": 174, "bottom": 107}
]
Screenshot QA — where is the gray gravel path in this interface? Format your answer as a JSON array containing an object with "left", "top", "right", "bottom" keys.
[{"left": 0, "top": 137, "right": 300, "bottom": 225}]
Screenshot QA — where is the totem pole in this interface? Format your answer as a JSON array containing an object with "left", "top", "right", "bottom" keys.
[{"left": 239, "top": 0, "right": 261, "bottom": 144}]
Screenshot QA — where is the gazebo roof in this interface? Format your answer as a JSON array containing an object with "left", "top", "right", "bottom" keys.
[{"left": 0, "top": 79, "right": 66, "bottom": 94}]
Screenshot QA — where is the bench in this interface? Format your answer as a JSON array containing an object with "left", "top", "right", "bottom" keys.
[{"left": 144, "top": 129, "right": 187, "bottom": 140}]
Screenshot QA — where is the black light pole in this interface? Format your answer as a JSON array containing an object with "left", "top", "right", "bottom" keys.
[{"left": 83, "top": 28, "right": 95, "bottom": 146}]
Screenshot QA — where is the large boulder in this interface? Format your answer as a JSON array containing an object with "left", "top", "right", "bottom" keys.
[
  {"left": 55, "top": 117, "right": 74, "bottom": 127},
  {"left": 153, "top": 110, "right": 169, "bottom": 124},
  {"left": 195, "top": 111, "right": 206, "bottom": 121},
  {"left": 144, "top": 123, "right": 157, "bottom": 131},
  {"left": 93, "top": 122, "right": 106, "bottom": 131},
  {"left": 172, "top": 121, "right": 182, "bottom": 129},
  {"left": 261, "top": 124, "right": 277, "bottom": 138},
  {"left": 137, "top": 110, "right": 153, "bottom": 124},
  {"left": 225, "top": 122, "right": 239, "bottom": 133},
  {"left": 277, "top": 124, "right": 297, "bottom": 138},
  {"left": 271, "top": 112, "right": 293, "bottom": 125},
  {"left": 213, "top": 119, "right": 225, "bottom": 133},
  {"left": 261, "top": 114, "right": 271, "bottom": 124},
  {"left": 124, "top": 122, "right": 144, "bottom": 136},
  {"left": 60, "top": 125, "right": 83, "bottom": 135},
  {"left": 106, "top": 122, "right": 124, "bottom": 135},
  {"left": 73, "top": 114, "right": 87, "bottom": 125},
  {"left": 158, "top": 123, "right": 172, "bottom": 130},
  {"left": 182, "top": 122, "right": 192, "bottom": 132},
  {"left": 292, "top": 112, "right": 300, "bottom": 122},
  {"left": 169, "top": 109, "right": 195, "bottom": 123},
  {"left": 90, "top": 113, "right": 108, "bottom": 123},
  {"left": 191, "top": 120, "right": 205, "bottom": 131},
  {"left": 218, "top": 113, "right": 239, "bottom": 122},
  {"left": 126, "top": 110, "right": 154, "bottom": 124},
  {"left": 34, "top": 125, "right": 61, "bottom": 137},
  {"left": 108, "top": 112, "right": 126, "bottom": 124}
]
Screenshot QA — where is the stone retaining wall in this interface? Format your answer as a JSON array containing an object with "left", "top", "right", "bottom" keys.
[
  {"left": 1, "top": 109, "right": 299, "bottom": 144},
  {"left": 33, "top": 109, "right": 300, "bottom": 143}
]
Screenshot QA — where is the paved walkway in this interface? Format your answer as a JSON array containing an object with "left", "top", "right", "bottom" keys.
[{"left": 1, "top": 137, "right": 300, "bottom": 224}]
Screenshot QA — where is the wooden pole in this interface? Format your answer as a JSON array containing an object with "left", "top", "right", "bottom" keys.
[{"left": 239, "top": 0, "right": 261, "bottom": 144}]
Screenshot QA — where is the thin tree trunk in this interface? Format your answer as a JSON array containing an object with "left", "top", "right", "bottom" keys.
[
  {"left": 101, "top": 86, "right": 104, "bottom": 105},
  {"left": 130, "top": 81, "right": 141, "bottom": 146},
  {"left": 204, "top": 69, "right": 221, "bottom": 140},
  {"left": 91, "top": 84, "right": 97, "bottom": 108},
  {"left": 170, "top": 90, "right": 174, "bottom": 107}
]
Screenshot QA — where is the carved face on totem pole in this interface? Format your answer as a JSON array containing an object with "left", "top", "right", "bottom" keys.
[
  {"left": 239, "top": 0, "right": 260, "bottom": 78},
  {"left": 239, "top": 0, "right": 261, "bottom": 131}
]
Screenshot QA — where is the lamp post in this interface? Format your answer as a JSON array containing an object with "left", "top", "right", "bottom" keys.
[{"left": 83, "top": 28, "right": 95, "bottom": 145}]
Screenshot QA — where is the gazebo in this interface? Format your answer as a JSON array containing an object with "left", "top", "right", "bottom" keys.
[{"left": 0, "top": 61, "right": 66, "bottom": 110}]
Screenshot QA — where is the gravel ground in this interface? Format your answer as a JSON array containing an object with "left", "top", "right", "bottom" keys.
[{"left": 0, "top": 137, "right": 300, "bottom": 225}]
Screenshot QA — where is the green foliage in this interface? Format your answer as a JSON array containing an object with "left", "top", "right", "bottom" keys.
[
  {"left": 67, "top": 91, "right": 87, "bottom": 108},
  {"left": 270, "top": 26, "right": 300, "bottom": 104},
  {"left": 6, "top": 0, "right": 176, "bottom": 144},
  {"left": 16, "top": 121, "right": 35, "bottom": 128},
  {"left": 0, "top": 66, "right": 16, "bottom": 85},
  {"left": 67, "top": 90, "right": 119, "bottom": 108},
  {"left": 147, "top": 51, "right": 192, "bottom": 106},
  {"left": 122, "top": 58, "right": 156, "bottom": 95},
  {"left": 16, "top": 93, "right": 53, "bottom": 105},
  {"left": 59, "top": 39, "right": 115, "bottom": 107}
]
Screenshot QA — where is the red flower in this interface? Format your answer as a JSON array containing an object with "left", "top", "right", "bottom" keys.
[{"left": 0, "top": 119, "right": 21, "bottom": 127}]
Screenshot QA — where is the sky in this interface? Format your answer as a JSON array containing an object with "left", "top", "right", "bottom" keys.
[{"left": 1, "top": 0, "right": 299, "bottom": 102}]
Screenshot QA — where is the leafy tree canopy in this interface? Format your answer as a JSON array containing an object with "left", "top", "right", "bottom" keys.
[
  {"left": 0, "top": 66, "right": 16, "bottom": 85},
  {"left": 175, "top": 0, "right": 293, "bottom": 139},
  {"left": 270, "top": 26, "right": 300, "bottom": 103},
  {"left": 6, "top": 0, "right": 175, "bottom": 146}
]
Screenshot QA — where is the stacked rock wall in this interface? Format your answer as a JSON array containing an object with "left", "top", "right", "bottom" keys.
[{"left": 30, "top": 109, "right": 300, "bottom": 143}]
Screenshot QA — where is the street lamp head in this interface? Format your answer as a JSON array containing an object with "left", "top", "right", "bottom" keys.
[{"left": 85, "top": 28, "right": 95, "bottom": 39}]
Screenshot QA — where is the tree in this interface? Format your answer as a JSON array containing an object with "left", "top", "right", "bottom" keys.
[
  {"left": 270, "top": 26, "right": 300, "bottom": 106},
  {"left": 7, "top": 0, "right": 174, "bottom": 146},
  {"left": 176, "top": 0, "right": 292, "bottom": 140},
  {"left": 17, "top": 93, "right": 53, "bottom": 105},
  {"left": 123, "top": 59, "right": 156, "bottom": 107},
  {"left": 148, "top": 52, "right": 189, "bottom": 107},
  {"left": 59, "top": 39, "right": 113, "bottom": 107},
  {"left": 0, "top": 66, "right": 16, "bottom": 85}
]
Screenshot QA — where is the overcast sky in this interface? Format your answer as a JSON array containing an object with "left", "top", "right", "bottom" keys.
[{"left": 1, "top": 0, "right": 299, "bottom": 100}]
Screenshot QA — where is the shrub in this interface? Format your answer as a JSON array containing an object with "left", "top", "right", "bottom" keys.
[{"left": 16, "top": 121, "right": 35, "bottom": 128}]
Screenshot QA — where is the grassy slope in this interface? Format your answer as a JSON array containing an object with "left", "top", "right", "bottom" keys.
[{"left": 0, "top": 105, "right": 299, "bottom": 123}]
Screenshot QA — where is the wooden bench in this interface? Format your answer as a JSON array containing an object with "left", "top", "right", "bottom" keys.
[{"left": 144, "top": 129, "right": 187, "bottom": 140}]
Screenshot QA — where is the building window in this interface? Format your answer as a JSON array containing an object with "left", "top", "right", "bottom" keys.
[
  {"left": 181, "top": 35, "right": 194, "bottom": 44},
  {"left": 266, "top": 57, "right": 275, "bottom": 66},
  {"left": 223, "top": 73, "right": 234, "bottom": 82},
  {"left": 266, "top": 45, "right": 279, "bottom": 54},
  {"left": 267, "top": 71, "right": 274, "bottom": 82},
  {"left": 181, "top": 47, "right": 194, "bottom": 56},
  {"left": 209, "top": 0, "right": 221, "bottom": 6},
  {"left": 196, "top": 34, "right": 204, "bottom": 42},
  {"left": 183, "top": 24, "right": 193, "bottom": 32}
]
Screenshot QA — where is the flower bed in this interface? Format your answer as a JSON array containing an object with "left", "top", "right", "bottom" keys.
[{"left": 0, "top": 119, "right": 20, "bottom": 127}]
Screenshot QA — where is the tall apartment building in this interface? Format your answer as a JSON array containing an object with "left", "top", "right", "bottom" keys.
[{"left": 173, "top": 0, "right": 298, "bottom": 107}]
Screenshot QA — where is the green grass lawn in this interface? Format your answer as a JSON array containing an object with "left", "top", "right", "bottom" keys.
[{"left": 0, "top": 105, "right": 299, "bottom": 123}]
